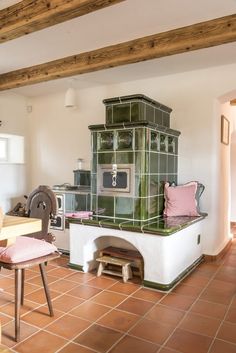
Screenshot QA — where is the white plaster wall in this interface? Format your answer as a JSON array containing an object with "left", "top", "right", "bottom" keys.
[
  {"left": 230, "top": 106, "right": 236, "bottom": 222},
  {"left": 0, "top": 92, "right": 28, "bottom": 212}
]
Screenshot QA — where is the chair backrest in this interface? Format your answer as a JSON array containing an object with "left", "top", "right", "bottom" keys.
[{"left": 25, "top": 185, "right": 58, "bottom": 241}]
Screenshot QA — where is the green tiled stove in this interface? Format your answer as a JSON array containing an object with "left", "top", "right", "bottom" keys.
[{"left": 89, "top": 94, "right": 181, "bottom": 222}]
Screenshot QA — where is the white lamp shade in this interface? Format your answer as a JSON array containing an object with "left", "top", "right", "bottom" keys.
[{"left": 65, "top": 87, "right": 77, "bottom": 108}]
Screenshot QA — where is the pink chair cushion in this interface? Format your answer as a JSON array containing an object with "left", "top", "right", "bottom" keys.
[
  {"left": 0, "top": 236, "right": 58, "bottom": 264},
  {"left": 164, "top": 182, "right": 200, "bottom": 217}
]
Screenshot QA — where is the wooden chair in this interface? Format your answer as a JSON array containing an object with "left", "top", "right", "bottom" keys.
[{"left": 0, "top": 186, "right": 60, "bottom": 342}]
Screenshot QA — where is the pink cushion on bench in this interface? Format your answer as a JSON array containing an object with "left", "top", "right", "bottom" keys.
[
  {"left": 164, "top": 182, "right": 200, "bottom": 217},
  {"left": 0, "top": 236, "right": 58, "bottom": 264}
]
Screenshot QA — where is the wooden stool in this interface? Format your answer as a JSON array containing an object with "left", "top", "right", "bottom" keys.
[
  {"left": 96, "top": 256, "right": 133, "bottom": 283},
  {"left": 99, "top": 246, "right": 144, "bottom": 280}
]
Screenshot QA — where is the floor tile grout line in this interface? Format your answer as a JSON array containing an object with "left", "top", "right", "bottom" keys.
[
  {"left": 1, "top": 248, "right": 235, "bottom": 352},
  {"left": 205, "top": 293, "right": 236, "bottom": 353},
  {"left": 156, "top": 251, "right": 234, "bottom": 352}
]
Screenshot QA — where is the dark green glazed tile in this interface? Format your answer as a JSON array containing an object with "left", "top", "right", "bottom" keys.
[
  {"left": 154, "top": 109, "right": 163, "bottom": 125},
  {"left": 140, "top": 197, "right": 148, "bottom": 220},
  {"left": 92, "top": 132, "right": 97, "bottom": 152},
  {"left": 135, "top": 174, "right": 149, "bottom": 198},
  {"left": 113, "top": 103, "right": 130, "bottom": 123},
  {"left": 159, "top": 179, "right": 165, "bottom": 194},
  {"left": 120, "top": 220, "right": 143, "bottom": 232},
  {"left": 150, "top": 152, "right": 159, "bottom": 173},
  {"left": 92, "top": 153, "right": 97, "bottom": 173},
  {"left": 145, "top": 104, "right": 155, "bottom": 122},
  {"left": 135, "top": 128, "right": 147, "bottom": 150},
  {"left": 97, "top": 196, "right": 114, "bottom": 217},
  {"left": 117, "top": 129, "right": 133, "bottom": 150},
  {"left": 134, "top": 198, "right": 141, "bottom": 220},
  {"left": 131, "top": 102, "right": 145, "bottom": 122},
  {"left": 174, "top": 155, "right": 178, "bottom": 173},
  {"left": 174, "top": 137, "right": 178, "bottom": 155},
  {"left": 91, "top": 195, "right": 97, "bottom": 213},
  {"left": 149, "top": 174, "right": 159, "bottom": 196},
  {"left": 159, "top": 153, "right": 167, "bottom": 173},
  {"left": 158, "top": 195, "right": 165, "bottom": 215},
  {"left": 114, "top": 197, "right": 134, "bottom": 219},
  {"left": 91, "top": 174, "right": 97, "bottom": 194},
  {"left": 135, "top": 151, "right": 149, "bottom": 174},
  {"left": 140, "top": 174, "right": 148, "bottom": 197},
  {"left": 105, "top": 105, "right": 113, "bottom": 124},
  {"left": 160, "top": 134, "right": 167, "bottom": 152},
  {"left": 167, "top": 155, "right": 175, "bottom": 174},
  {"left": 148, "top": 196, "right": 158, "bottom": 218},
  {"left": 98, "top": 131, "right": 114, "bottom": 150},
  {"left": 116, "top": 151, "right": 134, "bottom": 164},
  {"left": 98, "top": 152, "right": 114, "bottom": 165},
  {"left": 150, "top": 130, "right": 159, "bottom": 151},
  {"left": 167, "top": 136, "right": 175, "bottom": 154},
  {"left": 162, "top": 112, "right": 170, "bottom": 127}
]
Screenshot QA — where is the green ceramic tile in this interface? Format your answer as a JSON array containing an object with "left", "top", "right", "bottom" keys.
[
  {"left": 91, "top": 195, "right": 97, "bottom": 213},
  {"left": 92, "top": 153, "right": 97, "bottom": 173},
  {"left": 145, "top": 104, "right": 155, "bottom": 122},
  {"left": 113, "top": 103, "right": 130, "bottom": 123},
  {"left": 131, "top": 102, "right": 145, "bottom": 122},
  {"left": 117, "top": 130, "right": 133, "bottom": 150},
  {"left": 167, "top": 155, "right": 175, "bottom": 174},
  {"left": 92, "top": 132, "right": 97, "bottom": 152},
  {"left": 159, "top": 153, "right": 167, "bottom": 173},
  {"left": 135, "top": 128, "right": 147, "bottom": 150},
  {"left": 154, "top": 109, "right": 163, "bottom": 125},
  {"left": 159, "top": 179, "right": 165, "bottom": 194},
  {"left": 98, "top": 131, "right": 114, "bottom": 150},
  {"left": 91, "top": 174, "right": 97, "bottom": 194},
  {"left": 116, "top": 151, "right": 134, "bottom": 164},
  {"left": 105, "top": 106, "right": 113, "bottom": 124},
  {"left": 140, "top": 197, "right": 148, "bottom": 220},
  {"left": 98, "top": 152, "right": 114, "bottom": 165},
  {"left": 158, "top": 195, "right": 165, "bottom": 215},
  {"left": 160, "top": 134, "right": 167, "bottom": 152},
  {"left": 162, "top": 112, "right": 170, "bottom": 127},
  {"left": 135, "top": 152, "right": 149, "bottom": 173},
  {"left": 97, "top": 196, "right": 114, "bottom": 217},
  {"left": 175, "top": 155, "right": 178, "bottom": 173},
  {"left": 174, "top": 138, "right": 178, "bottom": 155},
  {"left": 134, "top": 175, "right": 140, "bottom": 197},
  {"left": 168, "top": 136, "right": 175, "bottom": 153},
  {"left": 150, "top": 152, "right": 159, "bottom": 173},
  {"left": 134, "top": 198, "right": 141, "bottom": 219},
  {"left": 148, "top": 196, "right": 158, "bottom": 218},
  {"left": 115, "top": 197, "right": 134, "bottom": 219},
  {"left": 140, "top": 174, "right": 148, "bottom": 197},
  {"left": 149, "top": 174, "right": 159, "bottom": 196},
  {"left": 150, "top": 131, "right": 159, "bottom": 151}
]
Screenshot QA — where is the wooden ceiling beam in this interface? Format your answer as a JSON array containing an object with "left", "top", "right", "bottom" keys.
[
  {"left": 0, "top": 0, "right": 125, "bottom": 43},
  {"left": 230, "top": 99, "right": 236, "bottom": 105},
  {"left": 0, "top": 13, "right": 236, "bottom": 91}
]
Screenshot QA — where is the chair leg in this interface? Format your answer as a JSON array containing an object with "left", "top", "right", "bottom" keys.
[
  {"left": 21, "top": 269, "right": 25, "bottom": 306},
  {"left": 15, "top": 269, "right": 22, "bottom": 342},
  {"left": 39, "top": 263, "right": 54, "bottom": 317}
]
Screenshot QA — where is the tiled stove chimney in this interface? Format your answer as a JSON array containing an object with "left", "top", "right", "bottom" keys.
[{"left": 89, "top": 94, "right": 180, "bottom": 222}]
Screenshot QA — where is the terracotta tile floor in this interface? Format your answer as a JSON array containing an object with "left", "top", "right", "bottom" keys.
[{"left": 0, "top": 239, "right": 236, "bottom": 353}]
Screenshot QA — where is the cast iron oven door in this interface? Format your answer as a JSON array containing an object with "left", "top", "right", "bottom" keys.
[{"left": 97, "top": 164, "right": 134, "bottom": 197}]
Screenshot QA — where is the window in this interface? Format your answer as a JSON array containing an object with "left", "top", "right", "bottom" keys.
[{"left": 0, "top": 137, "right": 8, "bottom": 161}]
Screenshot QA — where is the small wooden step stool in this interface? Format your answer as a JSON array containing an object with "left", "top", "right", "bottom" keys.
[
  {"left": 96, "top": 256, "right": 133, "bottom": 283},
  {"left": 99, "top": 246, "right": 144, "bottom": 280}
]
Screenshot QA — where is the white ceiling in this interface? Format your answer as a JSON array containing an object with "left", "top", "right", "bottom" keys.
[{"left": 0, "top": 0, "right": 236, "bottom": 96}]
